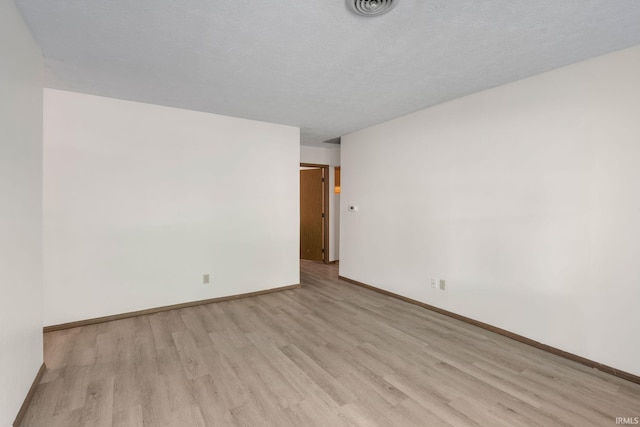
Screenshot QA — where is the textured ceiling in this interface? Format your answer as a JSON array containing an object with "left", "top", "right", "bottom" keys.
[{"left": 15, "top": 0, "right": 640, "bottom": 146}]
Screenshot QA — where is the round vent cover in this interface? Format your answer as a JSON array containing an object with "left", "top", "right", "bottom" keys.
[{"left": 347, "top": 0, "right": 398, "bottom": 16}]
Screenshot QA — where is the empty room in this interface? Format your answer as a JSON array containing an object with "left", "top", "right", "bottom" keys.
[{"left": 2, "top": 0, "right": 640, "bottom": 426}]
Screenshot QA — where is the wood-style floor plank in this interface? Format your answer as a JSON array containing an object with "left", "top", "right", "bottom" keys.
[{"left": 20, "top": 260, "right": 640, "bottom": 426}]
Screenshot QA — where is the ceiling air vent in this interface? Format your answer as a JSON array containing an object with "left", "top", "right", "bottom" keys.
[{"left": 347, "top": 0, "right": 398, "bottom": 16}]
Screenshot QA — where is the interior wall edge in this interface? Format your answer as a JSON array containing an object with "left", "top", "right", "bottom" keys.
[
  {"left": 43, "top": 283, "right": 300, "bottom": 333},
  {"left": 338, "top": 275, "right": 640, "bottom": 386}
]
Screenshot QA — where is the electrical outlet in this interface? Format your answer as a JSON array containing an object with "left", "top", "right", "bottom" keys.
[
  {"left": 431, "top": 278, "right": 438, "bottom": 289},
  {"left": 439, "top": 279, "right": 446, "bottom": 290},
  {"left": 203, "top": 274, "right": 210, "bottom": 284}
]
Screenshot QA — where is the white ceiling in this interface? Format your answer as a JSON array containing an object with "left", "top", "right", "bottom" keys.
[{"left": 15, "top": 0, "right": 640, "bottom": 146}]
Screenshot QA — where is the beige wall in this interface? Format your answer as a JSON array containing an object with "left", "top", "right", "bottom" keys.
[
  {"left": 43, "top": 89, "right": 300, "bottom": 326},
  {"left": 0, "top": 1, "right": 43, "bottom": 423},
  {"left": 341, "top": 45, "right": 640, "bottom": 376}
]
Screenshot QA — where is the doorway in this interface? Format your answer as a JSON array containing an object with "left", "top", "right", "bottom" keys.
[{"left": 300, "top": 163, "right": 330, "bottom": 263}]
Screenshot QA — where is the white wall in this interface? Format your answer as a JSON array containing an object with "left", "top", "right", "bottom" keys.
[
  {"left": 0, "top": 1, "right": 43, "bottom": 424},
  {"left": 300, "top": 145, "right": 341, "bottom": 261},
  {"left": 44, "top": 89, "right": 299, "bottom": 326},
  {"left": 341, "top": 45, "right": 640, "bottom": 376}
]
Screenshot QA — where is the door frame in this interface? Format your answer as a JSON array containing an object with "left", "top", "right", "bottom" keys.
[{"left": 300, "top": 163, "right": 330, "bottom": 264}]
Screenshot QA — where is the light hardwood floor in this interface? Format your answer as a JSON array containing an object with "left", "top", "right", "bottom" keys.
[{"left": 22, "top": 261, "right": 640, "bottom": 426}]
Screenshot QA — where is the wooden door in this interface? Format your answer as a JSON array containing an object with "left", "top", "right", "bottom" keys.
[{"left": 300, "top": 168, "right": 324, "bottom": 261}]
